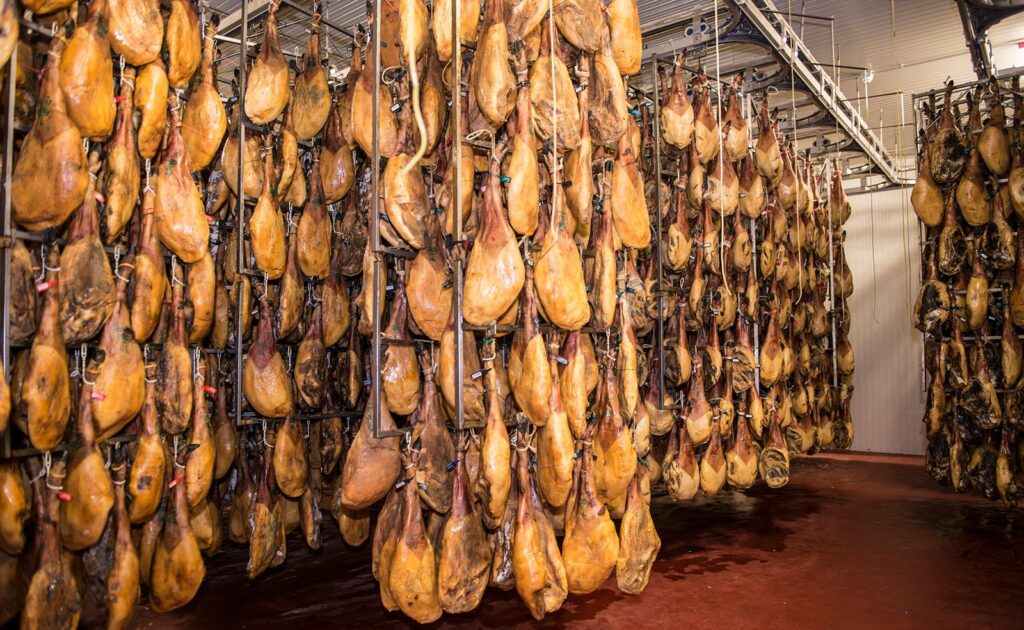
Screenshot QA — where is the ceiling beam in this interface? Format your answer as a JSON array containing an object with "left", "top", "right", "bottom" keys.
[
  {"left": 730, "top": 0, "right": 907, "bottom": 184},
  {"left": 218, "top": 0, "right": 274, "bottom": 36}
]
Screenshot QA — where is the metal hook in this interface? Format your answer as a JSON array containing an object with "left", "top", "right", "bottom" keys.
[
  {"left": 262, "top": 420, "right": 274, "bottom": 449},
  {"left": 193, "top": 347, "right": 204, "bottom": 381},
  {"left": 30, "top": 451, "right": 51, "bottom": 483},
  {"left": 35, "top": 243, "right": 47, "bottom": 282},
  {"left": 381, "top": 65, "right": 403, "bottom": 86},
  {"left": 144, "top": 361, "right": 157, "bottom": 384}
]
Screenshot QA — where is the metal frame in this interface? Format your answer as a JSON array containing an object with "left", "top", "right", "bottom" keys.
[
  {"left": 649, "top": 56, "right": 667, "bottom": 410},
  {"left": 1, "top": 40, "right": 14, "bottom": 458},
  {"left": 729, "top": 0, "right": 906, "bottom": 185},
  {"left": 0, "top": 0, "right": 365, "bottom": 460},
  {"left": 0, "top": 0, "right": 858, "bottom": 458},
  {"left": 912, "top": 69, "right": 1024, "bottom": 390}
]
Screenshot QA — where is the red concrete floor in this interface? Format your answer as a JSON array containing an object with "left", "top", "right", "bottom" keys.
[{"left": 129, "top": 453, "right": 1024, "bottom": 629}]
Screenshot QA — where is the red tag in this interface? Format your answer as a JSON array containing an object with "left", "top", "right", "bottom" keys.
[
  {"left": 58, "top": 491, "right": 72, "bottom": 501},
  {"left": 204, "top": 385, "right": 217, "bottom": 396},
  {"left": 114, "top": 95, "right": 127, "bottom": 103},
  {"left": 94, "top": 191, "right": 106, "bottom": 204},
  {"left": 91, "top": 391, "right": 106, "bottom": 401},
  {"left": 168, "top": 475, "right": 185, "bottom": 489},
  {"left": 206, "top": 214, "right": 216, "bottom": 224},
  {"left": 35, "top": 279, "right": 58, "bottom": 293}
]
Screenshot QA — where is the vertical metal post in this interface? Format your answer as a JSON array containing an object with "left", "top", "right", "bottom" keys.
[
  {"left": 914, "top": 99, "right": 928, "bottom": 393},
  {"left": 826, "top": 164, "right": 838, "bottom": 391},
  {"left": 649, "top": 56, "right": 666, "bottom": 409},
  {"left": 750, "top": 216, "right": 760, "bottom": 393},
  {"left": 1, "top": 44, "right": 15, "bottom": 458},
  {"left": 451, "top": 0, "right": 464, "bottom": 430},
  {"left": 370, "top": 0, "right": 384, "bottom": 438},
  {"left": 746, "top": 93, "right": 760, "bottom": 394},
  {"left": 234, "top": 0, "right": 248, "bottom": 425}
]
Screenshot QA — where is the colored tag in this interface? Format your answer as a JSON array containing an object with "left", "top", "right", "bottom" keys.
[
  {"left": 204, "top": 385, "right": 217, "bottom": 396},
  {"left": 90, "top": 391, "right": 106, "bottom": 401},
  {"left": 58, "top": 491, "right": 72, "bottom": 501},
  {"left": 35, "top": 279, "right": 58, "bottom": 293}
]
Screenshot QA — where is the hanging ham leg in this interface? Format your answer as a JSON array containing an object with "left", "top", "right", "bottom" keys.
[
  {"left": 21, "top": 462, "right": 81, "bottom": 629},
  {"left": 106, "top": 459, "right": 140, "bottom": 630},
  {"left": 245, "top": 0, "right": 290, "bottom": 124},
  {"left": 59, "top": 0, "right": 116, "bottom": 140},
  {"left": 388, "top": 464, "right": 442, "bottom": 623},
  {"left": 12, "top": 34, "right": 88, "bottom": 231},
  {"left": 182, "top": 17, "right": 228, "bottom": 171},
  {"left": 103, "top": 67, "right": 141, "bottom": 242},
  {"left": 59, "top": 152, "right": 115, "bottom": 344},
  {"left": 562, "top": 436, "right": 618, "bottom": 594},
  {"left": 437, "top": 452, "right": 491, "bottom": 613},
  {"left": 22, "top": 247, "right": 71, "bottom": 451},
  {"left": 465, "top": 144, "right": 526, "bottom": 325},
  {"left": 60, "top": 377, "right": 114, "bottom": 550},
  {"left": 511, "top": 436, "right": 568, "bottom": 620},
  {"left": 155, "top": 93, "right": 209, "bottom": 263}
]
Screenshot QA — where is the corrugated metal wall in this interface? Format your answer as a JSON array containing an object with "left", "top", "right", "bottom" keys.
[{"left": 844, "top": 187, "right": 925, "bottom": 454}]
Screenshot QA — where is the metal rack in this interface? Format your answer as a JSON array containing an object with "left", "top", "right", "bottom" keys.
[
  {"left": 0, "top": 0, "right": 856, "bottom": 459},
  {"left": 640, "top": 49, "right": 844, "bottom": 413},
  {"left": 1, "top": 15, "right": 14, "bottom": 458},
  {"left": 0, "top": 0, "right": 365, "bottom": 461},
  {"left": 912, "top": 69, "right": 1024, "bottom": 391}
]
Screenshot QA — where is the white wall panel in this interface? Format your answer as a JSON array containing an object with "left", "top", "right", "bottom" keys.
[{"left": 843, "top": 187, "right": 925, "bottom": 454}]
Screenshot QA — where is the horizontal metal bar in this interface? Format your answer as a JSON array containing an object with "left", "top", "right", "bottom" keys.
[
  {"left": 382, "top": 338, "right": 434, "bottom": 347},
  {"left": 11, "top": 432, "right": 138, "bottom": 458},
  {"left": 279, "top": 0, "right": 354, "bottom": 40},
  {"left": 761, "top": 9, "right": 835, "bottom": 21},
  {"left": 463, "top": 323, "right": 516, "bottom": 333},
  {"left": 377, "top": 246, "right": 417, "bottom": 260},
  {"left": 806, "top": 62, "right": 868, "bottom": 72},
  {"left": 18, "top": 16, "right": 55, "bottom": 37},
  {"left": 237, "top": 409, "right": 364, "bottom": 425}
]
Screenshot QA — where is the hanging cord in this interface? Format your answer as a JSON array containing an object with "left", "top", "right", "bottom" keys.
[
  {"left": 547, "top": 1, "right": 559, "bottom": 246},
  {"left": 714, "top": 0, "right": 728, "bottom": 292},
  {"left": 869, "top": 190, "right": 879, "bottom": 324},
  {"left": 890, "top": 0, "right": 913, "bottom": 313},
  {"left": 397, "top": 30, "right": 428, "bottom": 178},
  {"left": 789, "top": 0, "right": 802, "bottom": 305}
]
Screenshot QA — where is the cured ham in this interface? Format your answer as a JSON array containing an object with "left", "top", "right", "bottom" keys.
[
  {"left": 155, "top": 93, "right": 209, "bottom": 263},
  {"left": 166, "top": 0, "right": 201, "bottom": 88},
  {"left": 12, "top": 35, "right": 88, "bottom": 231},
  {"left": 530, "top": 20, "right": 582, "bottom": 151},
  {"left": 59, "top": 153, "right": 115, "bottom": 344},
  {"left": 182, "top": 17, "right": 228, "bottom": 171},
  {"left": 245, "top": 0, "right": 290, "bottom": 124},
  {"left": 506, "top": 46, "right": 541, "bottom": 236},
  {"left": 465, "top": 148, "right": 526, "bottom": 325},
  {"left": 473, "top": 0, "right": 516, "bottom": 127},
  {"left": 103, "top": 69, "right": 141, "bottom": 242},
  {"left": 292, "top": 14, "right": 331, "bottom": 140}
]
